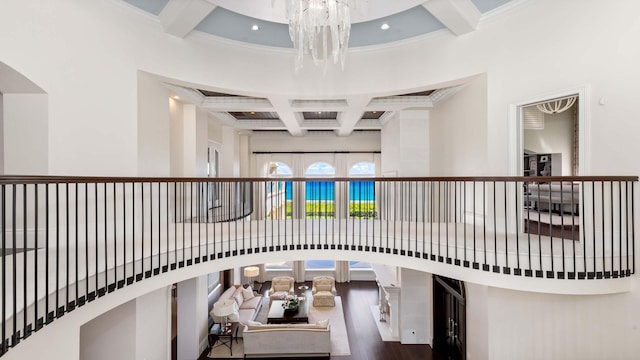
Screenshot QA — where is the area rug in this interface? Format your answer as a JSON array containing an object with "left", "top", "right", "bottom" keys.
[
  {"left": 309, "top": 296, "right": 351, "bottom": 356},
  {"left": 222, "top": 295, "right": 351, "bottom": 357},
  {"left": 207, "top": 337, "right": 244, "bottom": 359}
]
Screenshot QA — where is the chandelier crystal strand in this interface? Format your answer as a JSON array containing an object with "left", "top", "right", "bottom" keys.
[{"left": 280, "top": 0, "right": 359, "bottom": 72}]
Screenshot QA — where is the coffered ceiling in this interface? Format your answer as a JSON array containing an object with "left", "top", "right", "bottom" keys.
[{"left": 123, "top": 0, "right": 515, "bottom": 136}]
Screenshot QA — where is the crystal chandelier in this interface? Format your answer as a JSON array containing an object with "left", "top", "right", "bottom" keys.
[{"left": 280, "top": 0, "right": 358, "bottom": 72}]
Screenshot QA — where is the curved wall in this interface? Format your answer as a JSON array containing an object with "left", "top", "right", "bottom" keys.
[{"left": 2, "top": 1, "right": 640, "bottom": 359}]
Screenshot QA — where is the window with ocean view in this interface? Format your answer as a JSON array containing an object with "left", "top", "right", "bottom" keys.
[
  {"left": 305, "top": 162, "right": 335, "bottom": 218},
  {"left": 349, "top": 162, "right": 376, "bottom": 219}
]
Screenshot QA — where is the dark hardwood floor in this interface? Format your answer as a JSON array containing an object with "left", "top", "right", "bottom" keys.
[{"left": 199, "top": 280, "right": 446, "bottom": 360}]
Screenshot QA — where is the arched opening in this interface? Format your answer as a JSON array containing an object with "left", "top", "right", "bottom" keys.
[{"left": 266, "top": 161, "right": 293, "bottom": 219}]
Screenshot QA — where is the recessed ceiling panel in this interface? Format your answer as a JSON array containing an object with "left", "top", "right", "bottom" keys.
[
  {"left": 361, "top": 111, "right": 384, "bottom": 119},
  {"left": 199, "top": 89, "right": 243, "bottom": 97},
  {"left": 350, "top": 6, "right": 445, "bottom": 47},
  {"left": 471, "top": 0, "right": 513, "bottom": 13},
  {"left": 196, "top": 7, "right": 293, "bottom": 48},
  {"left": 122, "top": 0, "right": 169, "bottom": 16},
  {"left": 229, "top": 112, "right": 279, "bottom": 120},
  {"left": 303, "top": 112, "right": 338, "bottom": 120}
]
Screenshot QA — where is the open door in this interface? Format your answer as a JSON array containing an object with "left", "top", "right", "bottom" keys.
[{"left": 433, "top": 275, "right": 465, "bottom": 360}]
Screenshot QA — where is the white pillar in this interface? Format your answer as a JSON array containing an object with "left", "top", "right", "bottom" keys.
[
  {"left": 399, "top": 268, "right": 432, "bottom": 344},
  {"left": 136, "top": 286, "right": 171, "bottom": 360},
  {"left": 177, "top": 276, "right": 209, "bottom": 359}
]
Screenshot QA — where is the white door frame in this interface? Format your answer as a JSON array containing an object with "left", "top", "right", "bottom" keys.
[{"left": 508, "top": 85, "right": 591, "bottom": 177}]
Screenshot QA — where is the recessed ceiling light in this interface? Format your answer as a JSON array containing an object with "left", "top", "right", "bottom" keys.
[
  {"left": 250, "top": 111, "right": 256, "bottom": 115},
  {"left": 251, "top": 24, "right": 259, "bottom": 31},
  {"left": 317, "top": 111, "right": 322, "bottom": 114},
  {"left": 380, "top": 23, "right": 390, "bottom": 30},
  {"left": 172, "top": 95, "right": 180, "bottom": 100},
  {"left": 372, "top": 111, "right": 377, "bottom": 114}
]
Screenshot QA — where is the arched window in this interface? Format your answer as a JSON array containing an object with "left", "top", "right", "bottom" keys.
[
  {"left": 349, "top": 162, "right": 376, "bottom": 219},
  {"left": 267, "top": 162, "right": 293, "bottom": 219},
  {"left": 305, "top": 162, "right": 335, "bottom": 218}
]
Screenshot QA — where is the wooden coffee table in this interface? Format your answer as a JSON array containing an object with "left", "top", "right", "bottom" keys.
[{"left": 267, "top": 300, "right": 309, "bottom": 324}]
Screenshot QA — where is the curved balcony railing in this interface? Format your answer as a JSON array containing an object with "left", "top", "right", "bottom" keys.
[{"left": 0, "top": 175, "right": 636, "bottom": 356}]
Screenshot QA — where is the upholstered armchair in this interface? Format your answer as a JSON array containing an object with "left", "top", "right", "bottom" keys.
[
  {"left": 312, "top": 276, "right": 336, "bottom": 307},
  {"left": 268, "top": 276, "right": 295, "bottom": 301}
]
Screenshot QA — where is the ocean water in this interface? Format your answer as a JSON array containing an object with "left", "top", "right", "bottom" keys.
[{"left": 282, "top": 181, "right": 375, "bottom": 201}]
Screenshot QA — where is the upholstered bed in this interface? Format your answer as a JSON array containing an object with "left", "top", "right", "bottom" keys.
[{"left": 528, "top": 182, "right": 580, "bottom": 215}]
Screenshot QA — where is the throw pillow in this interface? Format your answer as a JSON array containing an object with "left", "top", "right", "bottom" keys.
[
  {"left": 233, "top": 292, "right": 244, "bottom": 306},
  {"left": 316, "top": 319, "right": 330, "bottom": 328},
  {"left": 242, "top": 287, "right": 255, "bottom": 300}
]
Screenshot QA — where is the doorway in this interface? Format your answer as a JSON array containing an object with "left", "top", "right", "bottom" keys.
[
  {"left": 517, "top": 94, "right": 583, "bottom": 240},
  {"left": 433, "top": 275, "right": 465, "bottom": 360}
]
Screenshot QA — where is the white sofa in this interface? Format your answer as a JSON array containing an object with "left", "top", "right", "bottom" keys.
[
  {"left": 242, "top": 321, "right": 331, "bottom": 358},
  {"left": 210, "top": 285, "right": 263, "bottom": 334},
  {"left": 528, "top": 182, "right": 580, "bottom": 214}
]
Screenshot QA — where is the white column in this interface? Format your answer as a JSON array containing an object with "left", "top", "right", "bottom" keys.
[
  {"left": 399, "top": 268, "right": 432, "bottom": 344},
  {"left": 177, "top": 276, "right": 209, "bottom": 359}
]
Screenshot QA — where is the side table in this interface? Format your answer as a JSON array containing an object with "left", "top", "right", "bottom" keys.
[{"left": 208, "top": 322, "right": 239, "bottom": 356}]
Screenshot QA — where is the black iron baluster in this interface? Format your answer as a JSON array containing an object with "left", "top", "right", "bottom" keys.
[
  {"left": 55, "top": 183, "right": 61, "bottom": 315},
  {"left": 166, "top": 182, "right": 170, "bottom": 270},
  {"left": 34, "top": 184, "right": 39, "bottom": 330},
  {"left": 112, "top": 183, "right": 117, "bottom": 289},
  {"left": 12, "top": 184, "right": 17, "bottom": 344},
  {"left": 463, "top": 181, "right": 467, "bottom": 267},
  {"left": 1, "top": 185, "right": 5, "bottom": 353},
  {"left": 174, "top": 182, "right": 178, "bottom": 267},
  {"left": 437, "top": 181, "right": 441, "bottom": 260},
  {"left": 571, "top": 182, "right": 576, "bottom": 278},
  {"left": 103, "top": 183, "right": 108, "bottom": 290},
  {"left": 472, "top": 182, "right": 476, "bottom": 268},
  {"left": 85, "top": 183, "right": 89, "bottom": 298},
  {"left": 94, "top": 183, "right": 99, "bottom": 297},
  {"left": 23, "top": 184, "right": 28, "bottom": 336},
  {"left": 158, "top": 182, "right": 163, "bottom": 271},
  {"left": 75, "top": 183, "right": 79, "bottom": 305},
  {"left": 482, "top": 181, "right": 488, "bottom": 272},
  {"left": 580, "top": 181, "right": 587, "bottom": 279},
  {"left": 65, "top": 184, "right": 70, "bottom": 307}
]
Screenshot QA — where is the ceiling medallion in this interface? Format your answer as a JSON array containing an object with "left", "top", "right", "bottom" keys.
[{"left": 278, "top": 0, "right": 363, "bottom": 72}]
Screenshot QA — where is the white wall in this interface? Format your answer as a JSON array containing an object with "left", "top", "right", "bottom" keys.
[
  {"left": 465, "top": 282, "right": 489, "bottom": 360},
  {"left": 137, "top": 71, "right": 171, "bottom": 176},
  {"left": 429, "top": 75, "right": 488, "bottom": 176},
  {"left": 250, "top": 130, "right": 381, "bottom": 153},
  {"left": 524, "top": 106, "right": 575, "bottom": 176},
  {"left": 381, "top": 110, "right": 429, "bottom": 176},
  {"left": 169, "top": 98, "right": 184, "bottom": 177},
  {"left": 2, "top": 93, "right": 48, "bottom": 174},
  {"left": 399, "top": 268, "right": 432, "bottom": 345},
  {"left": 487, "top": 286, "right": 640, "bottom": 360},
  {"left": 136, "top": 287, "right": 171, "bottom": 360},
  {"left": 80, "top": 300, "right": 136, "bottom": 360}
]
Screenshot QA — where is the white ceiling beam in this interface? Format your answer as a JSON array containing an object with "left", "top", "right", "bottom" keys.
[
  {"left": 159, "top": 0, "right": 216, "bottom": 38},
  {"left": 422, "top": 0, "right": 480, "bottom": 36},
  {"left": 268, "top": 96, "right": 305, "bottom": 136},
  {"left": 336, "top": 96, "right": 371, "bottom": 136}
]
